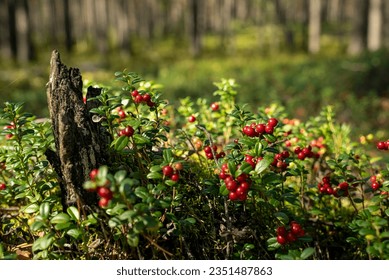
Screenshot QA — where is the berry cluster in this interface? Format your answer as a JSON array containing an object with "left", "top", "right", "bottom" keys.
[
  {"left": 131, "top": 90, "right": 155, "bottom": 107},
  {"left": 276, "top": 221, "right": 305, "bottom": 245},
  {"left": 293, "top": 145, "right": 319, "bottom": 160},
  {"left": 162, "top": 164, "right": 181, "bottom": 182},
  {"left": 204, "top": 145, "right": 225, "bottom": 160},
  {"left": 317, "top": 176, "right": 349, "bottom": 197},
  {"left": 89, "top": 169, "right": 113, "bottom": 208},
  {"left": 219, "top": 163, "right": 251, "bottom": 201},
  {"left": 370, "top": 175, "right": 382, "bottom": 191},
  {"left": 271, "top": 151, "right": 290, "bottom": 171},
  {"left": 376, "top": 140, "right": 389, "bottom": 150},
  {"left": 118, "top": 125, "right": 134, "bottom": 137},
  {"left": 242, "top": 118, "right": 278, "bottom": 137}
]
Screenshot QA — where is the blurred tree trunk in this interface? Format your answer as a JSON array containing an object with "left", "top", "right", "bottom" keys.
[
  {"left": 348, "top": 0, "right": 368, "bottom": 55},
  {"left": 275, "top": 0, "right": 295, "bottom": 50},
  {"left": 15, "top": 0, "right": 35, "bottom": 62},
  {"left": 367, "top": 0, "right": 382, "bottom": 51},
  {"left": 308, "top": 0, "right": 321, "bottom": 53},
  {"left": 63, "top": 0, "right": 74, "bottom": 52},
  {"left": 189, "top": 0, "right": 203, "bottom": 57},
  {"left": 93, "top": 0, "right": 109, "bottom": 56},
  {"left": 0, "top": 0, "right": 12, "bottom": 59}
]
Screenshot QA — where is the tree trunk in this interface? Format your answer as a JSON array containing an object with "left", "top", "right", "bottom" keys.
[
  {"left": 367, "top": 0, "right": 382, "bottom": 51},
  {"left": 308, "top": 0, "right": 321, "bottom": 53},
  {"left": 45, "top": 50, "right": 110, "bottom": 211},
  {"left": 189, "top": 0, "right": 203, "bottom": 57},
  {"left": 348, "top": 0, "right": 368, "bottom": 55}
]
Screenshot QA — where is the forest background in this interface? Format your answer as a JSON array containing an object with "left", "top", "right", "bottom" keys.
[{"left": 0, "top": 0, "right": 388, "bottom": 142}]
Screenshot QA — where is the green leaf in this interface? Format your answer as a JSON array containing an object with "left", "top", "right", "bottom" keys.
[
  {"left": 67, "top": 206, "right": 80, "bottom": 221},
  {"left": 23, "top": 203, "right": 39, "bottom": 214},
  {"left": 300, "top": 247, "right": 315, "bottom": 260},
  {"left": 114, "top": 170, "right": 127, "bottom": 183},
  {"left": 32, "top": 233, "right": 54, "bottom": 252},
  {"left": 163, "top": 148, "right": 173, "bottom": 162},
  {"left": 150, "top": 165, "right": 162, "bottom": 172},
  {"left": 67, "top": 228, "right": 82, "bottom": 240},
  {"left": 228, "top": 161, "right": 237, "bottom": 177},
  {"left": 127, "top": 232, "right": 139, "bottom": 247},
  {"left": 135, "top": 187, "right": 149, "bottom": 199},
  {"left": 385, "top": 209, "right": 389, "bottom": 217},
  {"left": 118, "top": 210, "right": 137, "bottom": 222},
  {"left": 147, "top": 172, "right": 163, "bottom": 180},
  {"left": 30, "top": 221, "right": 46, "bottom": 232},
  {"left": 254, "top": 142, "right": 263, "bottom": 157},
  {"left": 219, "top": 184, "right": 229, "bottom": 196},
  {"left": 112, "top": 135, "right": 129, "bottom": 151},
  {"left": 39, "top": 202, "right": 50, "bottom": 219},
  {"left": 108, "top": 217, "right": 122, "bottom": 228},
  {"left": 54, "top": 222, "right": 72, "bottom": 230},
  {"left": 133, "top": 134, "right": 150, "bottom": 145},
  {"left": 50, "top": 213, "right": 71, "bottom": 224},
  {"left": 185, "top": 217, "right": 196, "bottom": 224},
  {"left": 274, "top": 212, "right": 289, "bottom": 224},
  {"left": 255, "top": 154, "right": 274, "bottom": 174}
]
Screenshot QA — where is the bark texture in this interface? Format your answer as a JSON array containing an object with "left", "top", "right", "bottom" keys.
[{"left": 45, "top": 50, "right": 109, "bottom": 210}]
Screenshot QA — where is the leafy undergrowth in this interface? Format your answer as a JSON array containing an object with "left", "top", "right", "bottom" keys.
[{"left": 0, "top": 72, "right": 388, "bottom": 260}]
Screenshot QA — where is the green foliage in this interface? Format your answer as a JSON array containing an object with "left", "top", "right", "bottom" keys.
[{"left": 1, "top": 70, "right": 389, "bottom": 260}]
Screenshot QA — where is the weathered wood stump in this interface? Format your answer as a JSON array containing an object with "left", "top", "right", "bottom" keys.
[{"left": 45, "top": 50, "right": 109, "bottom": 210}]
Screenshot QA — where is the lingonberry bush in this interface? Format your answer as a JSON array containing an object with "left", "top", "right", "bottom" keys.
[{"left": 1, "top": 71, "right": 389, "bottom": 260}]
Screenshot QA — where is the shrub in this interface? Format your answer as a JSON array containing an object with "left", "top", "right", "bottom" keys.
[{"left": 0, "top": 71, "right": 388, "bottom": 260}]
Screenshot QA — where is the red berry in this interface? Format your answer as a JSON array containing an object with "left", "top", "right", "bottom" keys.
[
  {"left": 131, "top": 90, "right": 139, "bottom": 97},
  {"left": 236, "top": 173, "right": 248, "bottom": 183},
  {"left": 372, "top": 181, "right": 381, "bottom": 190},
  {"left": 134, "top": 94, "right": 144, "bottom": 104},
  {"left": 277, "top": 235, "right": 287, "bottom": 245},
  {"left": 377, "top": 141, "right": 388, "bottom": 150},
  {"left": 267, "top": 118, "right": 278, "bottom": 128},
  {"left": 219, "top": 171, "right": 228, "bottom": 180},
  {"left": 226, "top": 180, "right": 238, "bottom": 192},
  {"left": 142, "top": 93, "right": 151, "bottom": 102},
  {"left": 118, "top": 109, "right": 126, "bottom": 119},
  {"left": 98, "top": 197, "right": 110, "bottom": 208},
  {"left": 297, "top": 152, "right": 306, "bottom": 160},
  {"left": 0, "top": 183, "right": 6, "bottom": 190},
  {"left": 290, "top": 223, "right": 302, "bottom": 236},
  {"left": 264, "top": 125, "right": 274, "bottom": 134},
  {"left": 211, "top": 102, "right": 219, "bottom": 111},
  {"left": 97, "top": 187, "right": 113, "bottom": 200},
  {"left": 228, "top": 191, "right": 238, "bottom": 200},
  {"left": 286, "top": 232, "right": 297, "bottom": 242},
  {"left": 255, "top": 123, "right": 266, "bottom": 134},
  {"left": 243, "top": 126, "right": 256, "bottom": 137},
  {"left": 89, "top": 169, "right": 99, "bottom": 180},
  {"left": 239, "top": 181, "right": 250, "bottom": 191},
  {"left": 162, "top": 165, "right": 174, "bottom": 177},
  {"left": 122, "top": 126, "right": 134, "bottom": 137},
  {"left": 338, "top": 182, "right": 349, "bottom": 190},
  {"left": 171, "top": 173, "right": 180, "bottom": 181},
  {"left": 276, "top": 226, "right": 287, "bottom": 237},
  {"left": 188, "top": 115, "right": 196, "bottom": 123}
]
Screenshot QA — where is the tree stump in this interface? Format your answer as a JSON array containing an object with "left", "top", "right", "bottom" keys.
[{"left": 45, "top": 50, "right": 109, "bottom": 210}]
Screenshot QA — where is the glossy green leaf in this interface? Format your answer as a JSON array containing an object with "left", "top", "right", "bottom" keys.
[
  {"left": 300, "top": 247, "right": 315, "bottom": 260},
  {"left": 50, "top": 213, "right": 71, "bottom": 224},
  {"left": 23, "top": 203, "right": 39, "bottom": 214},
  {"left": 67, "top": 206, "right": 80, "bottom": 221},
  {"left": 39, "top": 202, "right": 50, "bottom": 219},
  {"left": 255, "top": 154, "right": 273, "bottom": 174}
]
